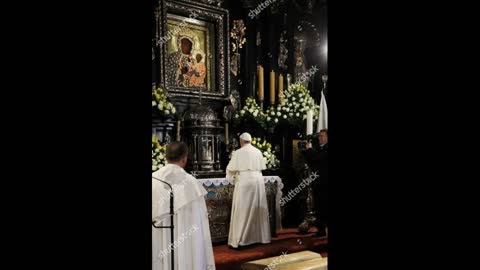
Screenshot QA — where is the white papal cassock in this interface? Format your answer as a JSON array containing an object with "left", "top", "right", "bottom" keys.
[
  {"left": 152, "top": 164, "right": 216, "bottom": 270},
  {"left": 226, "top": 143, "right": 271, "bottom": 248}
]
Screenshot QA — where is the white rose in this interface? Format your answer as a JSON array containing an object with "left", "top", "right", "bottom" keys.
[
  {"left": 171, "top": 107, "right": 176, "bottom": 114},
  {"left": 164, "top": 110, "right": 170, "bottom": 114},
  {"left": 270, "top": 111, "right": 275, "bottom": 116},
  {"left": 235, "top": 114, "right": 239, "bottom": 118},
  {"left": 292, "top": 97, "right": 296, "bottom": 101},
  {"left": 241, "top": 110, "right": 245, "bottom": 115},
  {"left": 153, "top": 160, "right": 158, "bottom": 165},
  {"left": 286, "top": 108, "right": 290, "bottom": 112},
  {"left": 152, "top": 101, "right": 157, "bottom": 107},
  {"left": 254, "top": 109, "right": 259, "bottom": 114},
  {"left": 289, "top": 113, "right": 293, "bottom": 116},
  {"left": 283, "top": 115, "right": 287, "bottom": 119},
  {"left": 267, "top": 116, "right": 271, "bottom": 121},
  {"left": 296, "top": 113, "right": 300, "bottom": 117},
  {"left": 300, "top": 98, "right": 304, "bottom": 103},
  {"left": 267, "top": 164, "right": 271, "bottom": 169},
  {"left": 253, "top": 111, "right": 258, "bottom": 117},
  {"left": 277, "top": 112, "right": 281, "bottom": 116},
  {"left": 158, "top": 104, "right": 164, "bottom": 110},
  {"left": 152, "top": 165, "right": 158, "bottom": 171},
  {"left": 275, "top": 118, "right": 278, "bottom": 123},
  {"left": 278, "top": 106, "right": 282, "bottom": 111},
  {"left": 158, "top": 164, "right": 164, "bottom": 169},
  {"left": 249, "top": 109, "right": 253, "bottom": 113},
  {"left": 264, "top": 151, "right": 269, "bottom": 156},
  {"left": 159, "top": 153, "right": 164, "bottom": 159}
]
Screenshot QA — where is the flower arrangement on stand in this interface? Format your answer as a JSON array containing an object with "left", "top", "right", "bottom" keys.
[
  {"left": 233, "top": 97, "right": 267, "bottom": 129},
  {"left": 228, "top": 136, "right": 280, "bottom": 170},
  {"left": 232, "top": 84, "right": 319, "bottom": 133},
  {"left": 251, "top": 137, "right": 280, "bottom": 169},
  {"left": 264, "top": 83, "right": 320, "bottom": 130},
  {"left": 152, "top": 86, "right": 176, "bottom": 117},
  {"left": 152, "top": 134, "right": 167, "bottom": 172}
]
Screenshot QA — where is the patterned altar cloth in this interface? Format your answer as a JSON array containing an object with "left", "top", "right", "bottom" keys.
[{"left": 198, "top": 176, "right": 284, "bottom": 243}]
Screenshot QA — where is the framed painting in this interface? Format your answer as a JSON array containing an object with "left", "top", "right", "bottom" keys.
[{"left": 157, "top": 0, "right": 230, "bottom": 100}]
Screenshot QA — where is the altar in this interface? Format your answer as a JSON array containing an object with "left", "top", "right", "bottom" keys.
[{"left": 198, "top": 176, "right": 284, "bottom": 244}]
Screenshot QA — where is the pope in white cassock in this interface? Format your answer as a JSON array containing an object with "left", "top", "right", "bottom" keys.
[
  {"left": 152, "top": 142, "right": 216, "bottom": 270},
  {"left": 226, "top": 132, "right": 271, "bottom": 248}
]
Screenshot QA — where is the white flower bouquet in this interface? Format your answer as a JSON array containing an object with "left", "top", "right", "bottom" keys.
[
  {"left": 152, "top": 86, "right": 176, "bottom": 117},
  {"left": 152, "top": 135, "right": 167, "bottom": 172},
  {"left": 265, "top": 83, "right": 320, "bottom": 128},
  {"left": 233, "top": 97, "right": 267, "bottom": 128},
  {"left": 251, "top": 137, "right": 280, "bottom": 169}
]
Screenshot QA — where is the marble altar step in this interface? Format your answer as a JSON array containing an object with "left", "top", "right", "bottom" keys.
[
  {"left": 275, "top": 257, "right": 327, "bottom": 270},
  {"left": 213, "top": 228, "right": 327, "bottom": 270},
  {"left": 241, "top": 251, "right": 327, "bottom": 270}
]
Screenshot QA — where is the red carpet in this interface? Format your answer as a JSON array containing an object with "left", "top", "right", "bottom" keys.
[{"left": 213, "top": 228, "right": 328, "bottom": 270}]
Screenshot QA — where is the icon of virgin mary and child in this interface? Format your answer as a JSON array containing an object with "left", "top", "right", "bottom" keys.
[{"left": 167, "top": 36, "right": 206, "bottom": 88}]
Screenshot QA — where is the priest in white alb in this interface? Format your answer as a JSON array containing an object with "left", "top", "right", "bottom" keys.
[
  {"left": 226, "top": 132, "right": 271, "bottom": 248},
  {"left": 152, "top": 141, "right": 216, "bottom": 270}
]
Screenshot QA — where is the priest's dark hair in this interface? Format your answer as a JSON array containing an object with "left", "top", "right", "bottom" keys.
[{"left": 166, "top": 141, "right": 189, "bottom": 162}]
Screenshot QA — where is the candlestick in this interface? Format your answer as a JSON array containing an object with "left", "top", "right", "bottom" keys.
[
  {"left": 270, "top": 70, "right": 275, "bottom": 105},
  {"left": 225, "top": 123, "right": 229, "bottom": 146},
  {"left": 176, "top": 120, "right": 181, "bottom": 141},
  {"left": 278, "top": 74, "right": 284, "bottom": 101},
  {"left": 322, "top": 74, "right": 328, "bottom": 91},
  {"left": 306, "top": 110, "right": 313, "bottom": 136},
  {"left": 258, "top": 65, "right": 264, "bottom": 101}
]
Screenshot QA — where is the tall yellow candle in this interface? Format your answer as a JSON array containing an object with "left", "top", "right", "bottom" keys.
[
  {"left": 258, "top": 65, "right": 264, "bottom": 100},
  {"left": 176, "top": 120, "right": 181, "bottom": 141},
  {"left": 278, "top": 74, "right": 284, "bottom": 102},
  {"left": 225, "top": 123, "right": 229, "bottom": 146},
  {"left": 270, "top": 70, "right": 275, "bottom": 105}
]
